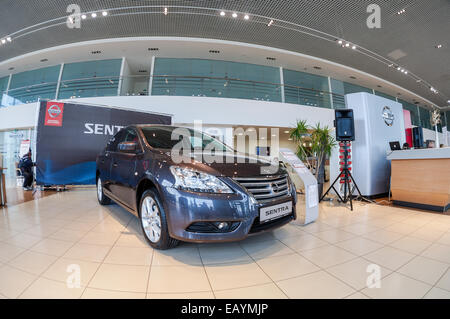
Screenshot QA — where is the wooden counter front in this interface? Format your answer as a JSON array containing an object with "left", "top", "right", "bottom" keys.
[{"left": 390, "top": 158, "right": 450, "bottom": 212}]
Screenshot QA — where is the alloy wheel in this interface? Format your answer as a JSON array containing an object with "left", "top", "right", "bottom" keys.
[{"left": 141, "top": 196, "right": 162, "bottom": 243}]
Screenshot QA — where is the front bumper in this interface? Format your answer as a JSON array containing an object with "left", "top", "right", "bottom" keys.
[{"left": 159, "top": 182, "right": 297, "bottom": 243}]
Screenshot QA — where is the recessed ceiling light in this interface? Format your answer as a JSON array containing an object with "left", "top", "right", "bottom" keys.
[
  {"left": 148, "top": 47, "right": 159, "bottom": 51},
  {"left": 164, "top": 7, "right": 168, "bottom": 15},
  {"left": 338, "top": 40, "right": 343, "bottom": 44},
  {"left": 267, "top": 19, "right": 274, "bottom": 26},
  {"left": 244, "top": 14, "right": 249, "bottom": 20},
  {"left": 397, "top": 9, "right": 406, "bottom": 15},
  {"left": 8, "top": 67, "right": 14, "bottom": 70},
  {"left": 102, "top": 11, "right": 108, "bottom": 16},
  {"left": 266, "top": 57, "right": 276, "bottom": 61},
  {"left": 220, "top": 11, "right": 225, "bottom": 16},
  {"left": 232, "top": 12, "right": 237, "bottom": 18},
  {"left": 313, "top": 66, "right": 322, "bottom": 70},
  {"left": 345, "top": 43, "right": 350, "bottom": 47},
  {"left": 435, "top": 44, "right": 443, "bottom": 49},
  {"left": 349, "top": 76, "right": 357, "bottom": 79},
  {"left": 377, "top": 85, "right": 382, "bottom": 88},
  {"left": 352, "top": 45, "right": 356, "bottom": 50},
  {"left": 91, "top": 12, "right": 97, "bottom": 18},
  {"left": 40, "top": 58, "right": 48, "bottom": 62},
  {"left": 447, "top": 100, "right": 450, "bottom": 103},
  {"left": 1, "top": 39, "right": 6, "bottom": 44},
  {"left": 6, "top": 37, "right": 11, "bottom": 42},
  {"left": 81, "top": 14, "right": 87, "bottom": 19}
]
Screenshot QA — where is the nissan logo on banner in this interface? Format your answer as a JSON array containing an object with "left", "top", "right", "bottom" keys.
[
  {"left": 44, "top": 102, "right": 65, "bottom": 126},
  {"left": 382, "top": 106, "right": 394, "bottom": 127}
]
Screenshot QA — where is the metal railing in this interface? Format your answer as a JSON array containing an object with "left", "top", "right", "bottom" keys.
[{"left": 1, "top": 75, "right": 344, "bottom": 109}]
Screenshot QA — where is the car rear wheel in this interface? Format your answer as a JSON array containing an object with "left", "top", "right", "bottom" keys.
[
  {"left": 97, "top": 177, "right": 111, "bottom": 205},
  {"left": 139, "top": 189, "right": 179, "bottom": 250}
]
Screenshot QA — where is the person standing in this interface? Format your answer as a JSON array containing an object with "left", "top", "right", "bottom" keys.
[{"left": 19, "top": 149, "right": 35, "bottom": 191}]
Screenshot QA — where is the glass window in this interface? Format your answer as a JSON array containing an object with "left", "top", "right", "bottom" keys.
[
  {"left": 329, "top": 78, "right": 346, "bottom": 109},
  {"left": 419, "top": 107, "right": 432, "bottom": 129},
  {"left": 0, "top": 76, "right": 9, "bottom": 107},
  {"left": 58, "top": 59, "right": 122, "bottom": 99},
  {"left": 398, "top": 99, "right": 420, "bottom": 127},
  {"left": 6, "top": 66, "right": 60, "bottom": 105},
  {"left": 374, "top": 91, "right": 396, "bottom": 101},
  {"left": 283, "top": 69, "right": 331, "bottom": 108},
  {"left": 343, "top": 82, "right": 373, "bottom": 95},
  {"left": 152, "top": 58, "right": 281, "bottom": 102}
]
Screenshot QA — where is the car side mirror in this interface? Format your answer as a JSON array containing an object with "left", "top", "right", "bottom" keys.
[{"left": 118, "top": 141, "right": 138, "bottom": 153}]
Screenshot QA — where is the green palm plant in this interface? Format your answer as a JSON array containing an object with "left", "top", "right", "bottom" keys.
[{"left": 290, "top": 120, "right": 336, "bottom": 196}]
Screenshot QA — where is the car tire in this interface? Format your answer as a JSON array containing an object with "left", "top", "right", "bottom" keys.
[
  {"left": 97, "top": 177, "right": 111, "bottom": 205},
  {"left": 139, "top": 189, "right": 179, "bottom": 250}
]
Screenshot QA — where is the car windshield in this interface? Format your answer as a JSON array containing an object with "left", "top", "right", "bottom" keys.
[{"left": 141, "top": 126, "right": 233, "bottom": 152}]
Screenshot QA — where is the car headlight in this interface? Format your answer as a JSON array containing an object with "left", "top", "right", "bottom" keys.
[{"left": 170, "top": 166, "right": 233, "bottom": 193}]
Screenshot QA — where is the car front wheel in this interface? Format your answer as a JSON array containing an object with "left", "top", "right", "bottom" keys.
[
  {"left": 139, "top": 189, "right": 179, "bottom": 250},
  {"left": 97, "top": 177, "right": 111, "bottom": 205}
]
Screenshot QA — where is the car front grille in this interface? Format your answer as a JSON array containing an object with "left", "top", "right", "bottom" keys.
[{"left": 233, "top": 175, "right": 290, "bottom": 203}]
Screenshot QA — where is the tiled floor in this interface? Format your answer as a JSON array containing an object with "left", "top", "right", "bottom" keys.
[{"left": 0, "top": 188, "right": 450, "bottom": 299}]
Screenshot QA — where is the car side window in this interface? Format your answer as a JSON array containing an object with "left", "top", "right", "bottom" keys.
[{"left": 107, "top": 130, "right": 126, "bottom": 152}]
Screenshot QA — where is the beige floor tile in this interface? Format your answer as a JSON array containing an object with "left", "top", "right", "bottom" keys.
[
  {"left": 215, "top": 283, "right": 287, "bottom": 299},
  {"left": 327, "top": 257, "right": 392, "bottom": 290},
  {"left": 104, "top": 246, "right": 153, "bottom": 266},
  {"left": 277, "top": 270, "right": 355, "bottom": 299},
  {"left": 30, "top": 238, "right": 74, "bottom": 257},
  {"left": 89, "top": 264, "right": 149, "bottom": 293},
  {"left": 205, "top": 262, "right": 271, "bottom": 291},
  {"left": 340, "top": 223, "right": 380, "bottom": 236},
  {"left": 0, "top": 242, "right": 26, "bottom": 263},
  {"left": 436, "top": 232, "right": 450, "bottom": 246},
  {"left": 424, "top": 287, "right": 450, "bottom": 299},
  {"left": 279, "top": 234, "right": 329, "bottom": 252},
  {"left": 147, "top": 291, "right": 215, "bottom": 299},
  {"left": 364, "top": 246, "right": 415, "bottom": 271},
  {"left": 24, "top": 225, "right": 60, "bottom": 237},
  {"left": 398, "top": 256, "right": 448, "bottom": 285},
  {"left": 362, "top": 229, "right": 404, "bottom": 245},
  {"left": 421, "top": 243, "right": 450, "bottom": 264},
  {"left": 314, "top": 229, "right": 356, "bottom": 244},
  {"left": 199, "top": 243, "right": 252, "bottom": 265},
  {"left": 20, "top": 277, "right": 84, "bottom": 299},
  {"left": 0, "top": 265, "right": 37, "bottom": 298},
  {"left": 148, "top": 265, "right": 211, "bottom": 293},
  {"left": 300, "top": 245, "right": 356, "bottom": 268},
  {"left": 344, "top": 292, "right": 370, "bottom": 299},
  {"left": 79, "top": 231, "right": 121, "bottom": 246},
  {"left": 49, "top": 228, "right": 88, "bottom": 242},
  {"left": 91, "top": 221, "right": 126, "bottom": 233},
  {"left": 8, "top": 251, "right": 57, "bottom": 275},
  {"left": 272, "top": 224, "right": 305, "bottom": 240},
  {"left": 389, "top": 236, "right": 432, "bottom": 255},
  {"left": 82, "top": 288, "right": 145, "bottom": 299},
  {"left": 0, "top": 228, "right": 20, "bottom": 241},
  {"left": 361, "top": 272, "right": 431, "bottom": 299},
  {"left": 410, "top": 227, "right": 446, "bottom": 242},
  {"left": 42, "top": 257, "right": 101, "bottom": 286},
  {"left": 336, "top": 237, "right": 384, "bottom": 256},
  {"left": 256, "top": 253, "right": 319, "bottom": 281},
  {"left": 241, "top": 239, "right": 294, "bottom": 260},
  {"left": 63, "top": 242, "right": 111, "bottom": 263},
  {"left": 300, "top": 222, "right": 335, "bottom": 234},
  {"left": 436, "top": 269, "right": 450, "bottom": 291},
  {"left": 4, "top": 233, "right": 43, "bottom": 249},
  {"left": 385, "top": 222, "right": 420, "bottom": 235},
  {"left": 152, "top": 245, "right": 202, "bottom": 266},
  {"left": 115, "top": 233, "right": 148, "bottom": 248}
]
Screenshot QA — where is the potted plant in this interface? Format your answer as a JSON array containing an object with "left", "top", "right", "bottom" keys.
[{"left": 290, "top": 120, "right": 336, "bottom": 198}]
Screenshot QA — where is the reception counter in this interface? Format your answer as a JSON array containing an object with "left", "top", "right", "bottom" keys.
[{"left": 387, "top": 148, "right": 450, "bottom": 212}]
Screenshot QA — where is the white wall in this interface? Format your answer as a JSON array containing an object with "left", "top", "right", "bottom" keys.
[{"left": 0, "top": 96, "right": 335, "bottom": 131}]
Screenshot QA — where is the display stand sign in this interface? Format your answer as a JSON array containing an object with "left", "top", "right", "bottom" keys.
[
  {"left": 279, "top": 148, "right": 319, "bottom": 224},
  {"left": 35, "top": 101, "right": 172, "bottom": 185},
  {"left": 19, "top": 140, "right": 31, "bottom": 157}
]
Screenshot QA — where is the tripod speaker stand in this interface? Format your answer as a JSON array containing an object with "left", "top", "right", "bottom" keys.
[{"left": 320, "top": 141, "right": 362, "bottom": 211}]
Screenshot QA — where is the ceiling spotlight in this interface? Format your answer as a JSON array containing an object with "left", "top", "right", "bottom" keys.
[
  {"left": 345, "top": 43, "right": 350, "bottom": 47},
  {"left": 102, "top": 11, "right": 108, "bottom": 16},
  {"left": 416, "top": 79, "right": 421, "bottom": 83},
  {"left": 81, "top": 14, "right": 87, "bottom": 19},
  {"left": 91, "top": 12, "right": 97, "bottom": 18},
  {"left": 435, "top": 44, "right": 443, "bottom": 49},
  {"left": 6, "top": 37, "right": 11, "bottom": 42},
  {"left": 244, "top": 14, "right": 249, "bottom": 20},
  {"left": 352, "top": 45, "right": 356, "bottom": 50},
  {"left": 220, "top": 11, "right": 225, "bottom": 16},
  {"left": 164, "top": 7, "right": 168, "bottom": 15},
  {"left": 388, "top": 64, "right": 394, "bottom": 67},
  {"left": 397, "top": 66, "right": 401, "bottom": 70},
  {"left": 404, "top": 71, "right": 408, "bottom": 74},
  {"left": 232, "top": 12, "right": 237, "bottom": 18},
  {"left": 337, "top": 40, "right": 343, "bottom": 44},
  {"left": 447, "top": 100, "right": 450, "bottom": 104},
  {"left": 1, "top": 39, "right": 5, "bottom": 44},
  {"left": 397, "top": 9, "right": 406, "bottom": 15},
  {"left": 268, "top": 19, "right": 274, "bottom": 26}
]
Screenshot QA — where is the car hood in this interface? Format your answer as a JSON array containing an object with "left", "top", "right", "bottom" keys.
[{"left": 159, "top": 150, "right": 286, "bottom": 178}]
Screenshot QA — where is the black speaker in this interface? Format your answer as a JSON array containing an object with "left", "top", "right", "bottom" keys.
[
  {"left": 412, "top": 127, "right": 424, "bottom": 148},
  {"left": 334, "top": 109, "right": 355, "bottom": 141}
]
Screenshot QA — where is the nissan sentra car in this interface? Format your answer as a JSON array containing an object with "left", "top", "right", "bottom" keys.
[{"left": 96, "top": 125, "right": 297, "bottom": 249}]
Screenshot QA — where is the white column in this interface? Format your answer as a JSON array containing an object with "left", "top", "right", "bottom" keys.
[
  {"left": 117, "top": 57, "right": 126, "bottom": 96},
  {"left": 55, "top": 63, "right": 64, "bottom": 100},
  {"left": 279, "top": 67, "right": 285, "bottom": 103},
  {"left": 148, "top": 56, "right": 156, "bottom": 96},
  {"left": 328, "top": 76, "right": 334, "bottom": 109}
]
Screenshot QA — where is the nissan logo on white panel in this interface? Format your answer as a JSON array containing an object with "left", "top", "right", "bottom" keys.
[{"left": 382, "top": 106, "right": 394, "bottom": 126}]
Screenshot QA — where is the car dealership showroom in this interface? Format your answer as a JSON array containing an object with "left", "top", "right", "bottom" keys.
[{"left": 0, "top": 0, "right": 450, "bottom": 305}]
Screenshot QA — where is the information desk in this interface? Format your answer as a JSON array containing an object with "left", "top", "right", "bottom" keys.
[{"left": 387, "top": 148, "right": 450, "bottom": 212}]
